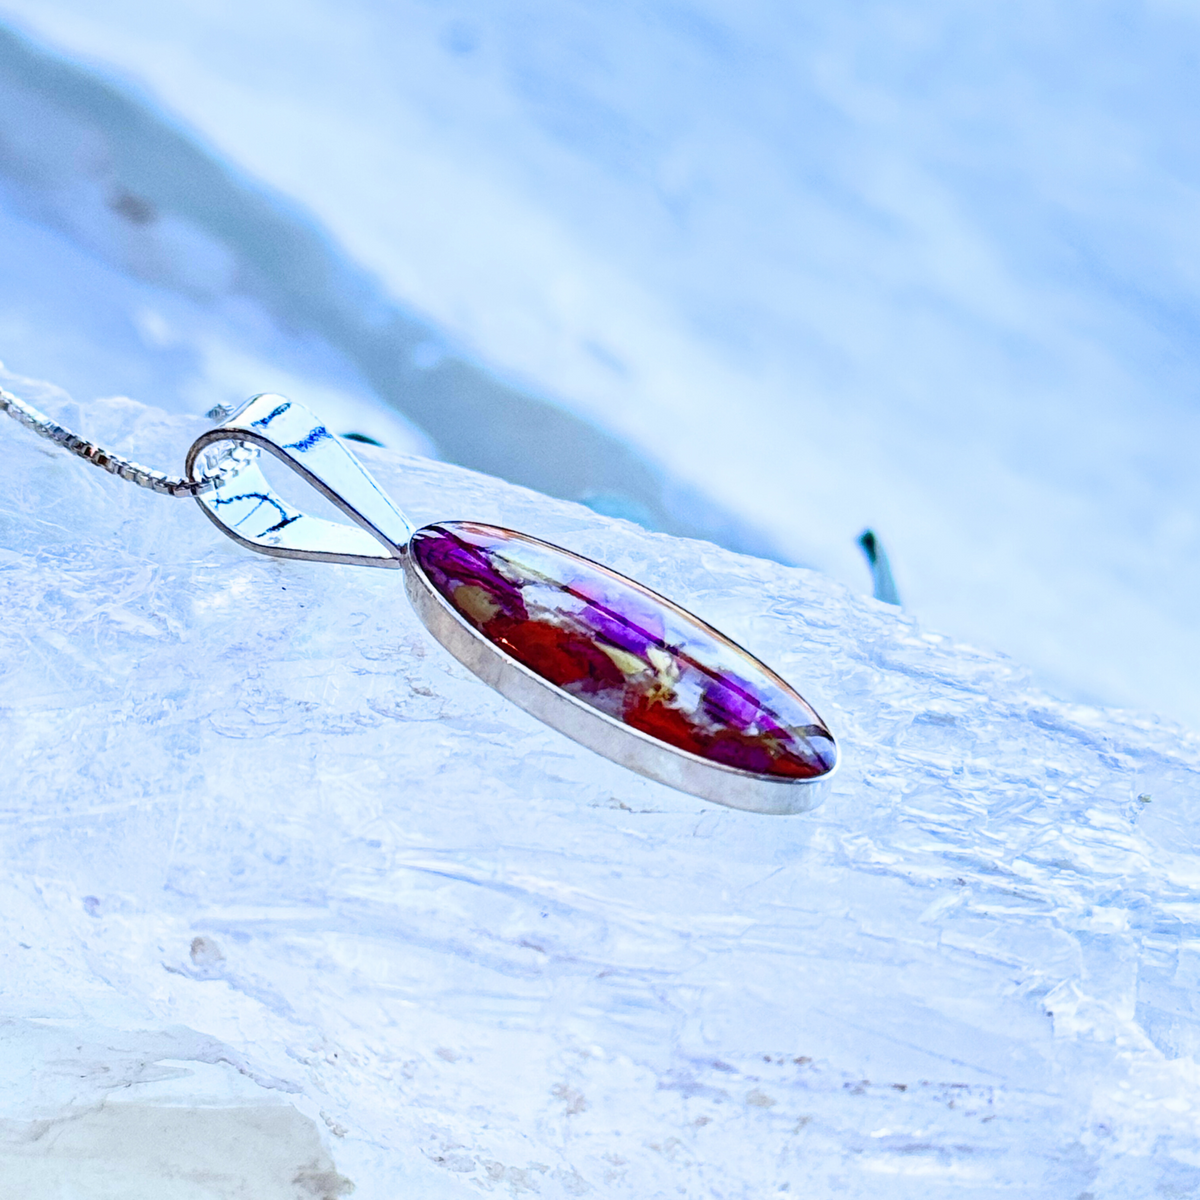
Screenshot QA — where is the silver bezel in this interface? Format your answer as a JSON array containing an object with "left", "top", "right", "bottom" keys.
[{"left": 403, "top": 525, "right": 838, "bottom": 815}]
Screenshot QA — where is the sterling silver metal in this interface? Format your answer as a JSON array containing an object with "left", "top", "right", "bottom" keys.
[
  {"left": 3, "top": 385, "right": 838, "bottom": 813},
  {"left": 186, "top": 394, "right": 413, "bottom": 568}
]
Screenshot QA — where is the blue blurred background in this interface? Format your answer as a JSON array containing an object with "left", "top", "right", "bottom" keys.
[{"left": 0, "top": 0, "right": 1197, "bottom": 725}]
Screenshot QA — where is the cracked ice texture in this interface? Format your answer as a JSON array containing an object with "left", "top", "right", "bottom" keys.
[{"left": 4, "top": 383, "right": 1200, "bottom": 1197}]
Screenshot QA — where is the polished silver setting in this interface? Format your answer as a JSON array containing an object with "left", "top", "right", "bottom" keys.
[
  {"left": 181, "top": 394, "right": 838, "bottom": 814},
  {"left": 185, "top": 394, "right": 413, "bottom": 568},
  {"left": 403, "top": 531, "right": 837, "bottom": 815}
]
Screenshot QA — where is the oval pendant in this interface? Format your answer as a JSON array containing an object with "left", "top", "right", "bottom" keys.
[
  {"left": 188, "top": 396, "right": 839, "bottom": 813},
  {"left": 405, "top": 522, "right": 837, "bottom": 812}
]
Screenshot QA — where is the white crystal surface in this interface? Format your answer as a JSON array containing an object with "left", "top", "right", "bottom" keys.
[{"left": 3, "top": 385, "right": 1200, "bottom": 1197}]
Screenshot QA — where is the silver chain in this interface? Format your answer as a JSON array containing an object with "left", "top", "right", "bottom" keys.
[{"left": 0, "top": 385, "right": 252, "bottom": 497}]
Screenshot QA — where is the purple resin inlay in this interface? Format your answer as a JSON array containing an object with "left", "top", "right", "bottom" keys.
[{"left": 411, "top": 522, "right": 837, "bottom": 780}]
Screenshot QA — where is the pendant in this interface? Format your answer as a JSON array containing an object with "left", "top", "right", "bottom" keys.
[{"left": 186, "top": 395, "right": 838, "bottom": 813}]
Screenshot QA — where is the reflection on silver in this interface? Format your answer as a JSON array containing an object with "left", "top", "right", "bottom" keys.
[
  {"left": 186, "top": 394, "right": 412, "bottom": 567},
  {"left": 185, "top": 394, "right": 838, "bottom": 813}
]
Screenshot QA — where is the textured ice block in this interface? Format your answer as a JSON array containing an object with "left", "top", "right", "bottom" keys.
[{"left": 2, "top": 385, "right": 1200, "bottom": 1198}]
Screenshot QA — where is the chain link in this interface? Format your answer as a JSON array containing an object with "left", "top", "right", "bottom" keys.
[{"left": 0, "top": 385, "right": 252, "bottom": 497}]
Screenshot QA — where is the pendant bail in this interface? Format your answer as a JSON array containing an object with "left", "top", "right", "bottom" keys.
[{"left": 185, "top": 394, "right": 414, "bottom": 567}]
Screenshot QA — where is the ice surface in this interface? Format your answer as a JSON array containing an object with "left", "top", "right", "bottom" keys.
[{"left": 4, "top": 383, "right": 1200, "bottom": 1197}]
